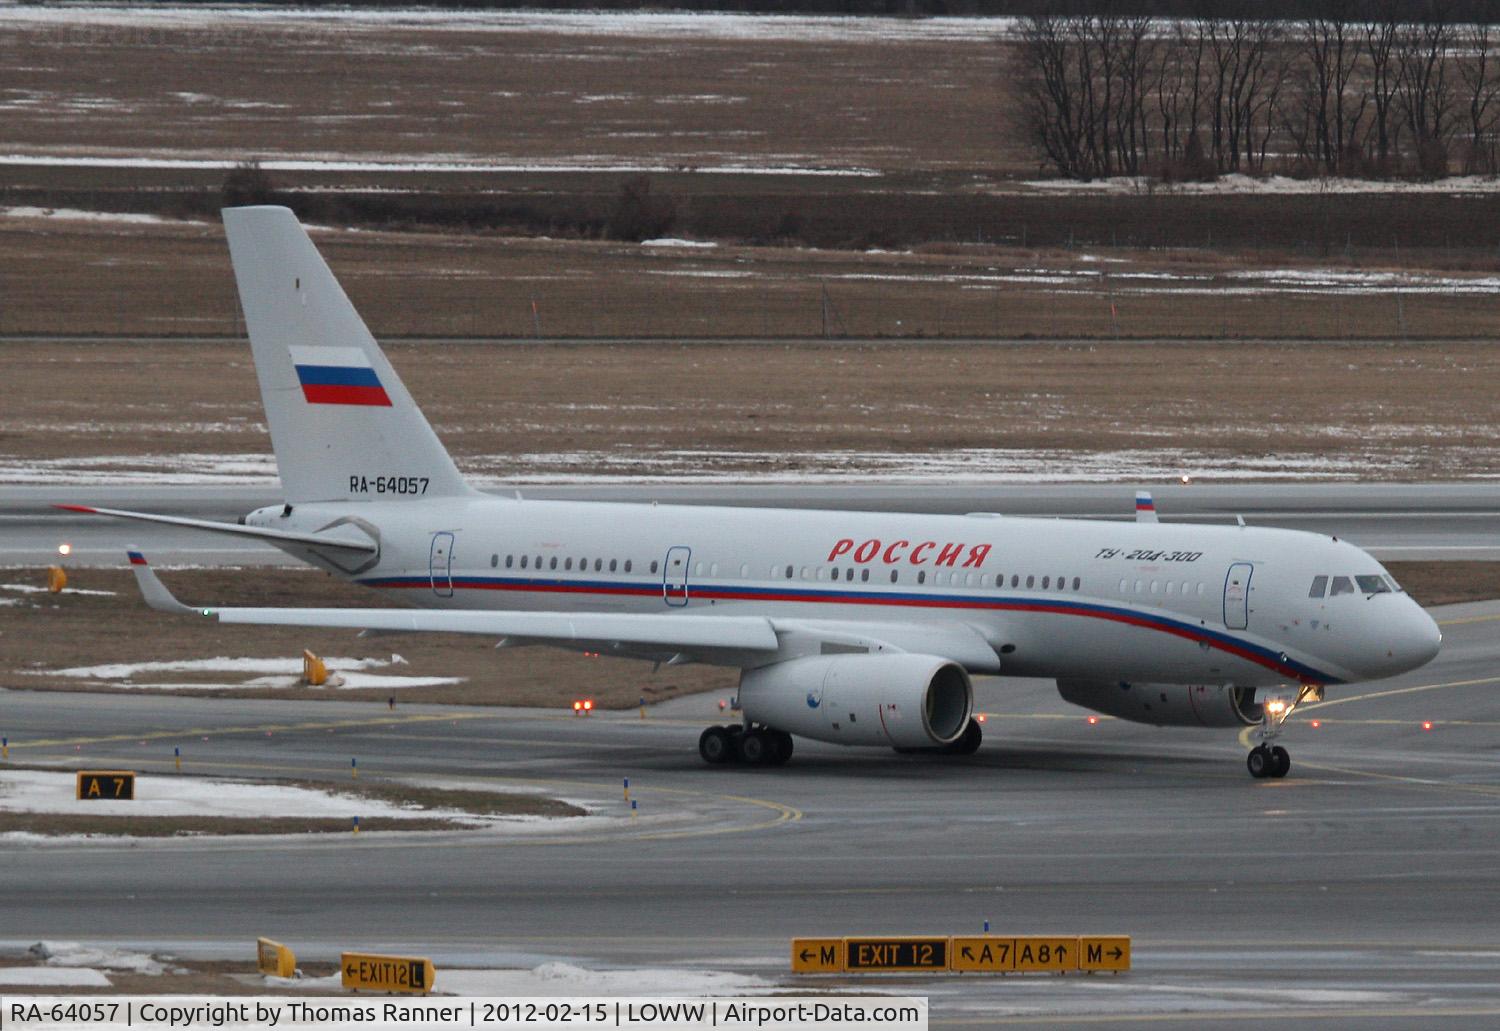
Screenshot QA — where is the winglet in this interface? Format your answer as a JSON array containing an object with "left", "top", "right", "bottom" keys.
[
  {"left": 1134, "top": 491, "right": 1159, "bottom": 524},
  {"left": 126, "top": 548, "right": 206, "bottom": 616}
]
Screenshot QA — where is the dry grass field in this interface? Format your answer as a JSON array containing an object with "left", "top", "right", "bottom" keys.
[
  {"left": 0, "top": 14, "right": 1012, "bottom": 175},
  {"left": 7, "top": 213, "right": 1500, "bottom": 343},
  {"left": 5, "top": 332, "right": 1500, "bottom": 481}
]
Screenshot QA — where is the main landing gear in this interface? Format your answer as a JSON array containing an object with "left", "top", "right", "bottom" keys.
[
  {"left": 1246, "top": 684, "right": 1322, "bottom": 780},
  {"left": 699, "top": 724, "right": 794, "bottom": 767}
]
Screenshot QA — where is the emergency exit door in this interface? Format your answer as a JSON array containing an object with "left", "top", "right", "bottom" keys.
[{"left": 430, "top": 532, "right": 455, "bottom": 598}]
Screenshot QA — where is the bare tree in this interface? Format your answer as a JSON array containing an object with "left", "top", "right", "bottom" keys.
[
  {"left": 1458, "top": 16, "right": 1500, "bottom": 172},
  {"left": 1363, "top": 1, "right": 1402, "bottom": 172},
  {"left": 1019, "top": 14, "right": 1087, "bottom": 177},
  {"left": 1303, "top": 2, "right": 1366, "bottom": 175},
  {"left": 1396, "top": 2, "right": 1457, "bottom": 177}
]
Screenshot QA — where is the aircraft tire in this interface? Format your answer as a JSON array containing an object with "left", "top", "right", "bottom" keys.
[
  {"left": 1270, "top": 746, "right": 1291, "bottom": 778},
  {"left": 737, "top": 729, "right": 770, "bottom": 766},
  {"left": 768, "top": 731, "right": 794, "bottom": 766},
  {"left": 1247, "top": 745, "right": 1271, "bottom": 778},
  {"left": 699, "top": 726, "right": 733, "bottom": 765}
]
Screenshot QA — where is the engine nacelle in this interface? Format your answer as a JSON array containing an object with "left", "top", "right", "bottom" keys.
[
  {"left": 1057, "top": 679, "right": 1262, "bottom": 728},
  {"left": 740, "top": 654, "right": 973, "bottom": 748}
]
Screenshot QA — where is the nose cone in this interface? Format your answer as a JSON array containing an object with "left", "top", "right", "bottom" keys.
[{"left": 1388, "top": 601, "right": 1442, "bottom": 675}]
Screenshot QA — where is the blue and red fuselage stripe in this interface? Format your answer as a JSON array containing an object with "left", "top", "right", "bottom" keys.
[{"left": 357, "top": 573, "right": 1336, "bottom": 684}]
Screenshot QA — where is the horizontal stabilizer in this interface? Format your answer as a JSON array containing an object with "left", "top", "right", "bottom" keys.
[{"left": 58, "top": 504, "right": 377, "bottom": 553}]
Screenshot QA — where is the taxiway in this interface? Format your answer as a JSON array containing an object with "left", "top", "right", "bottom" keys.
[{"left": 3, "top": 600, "right": 1500, "bottom": 1025}]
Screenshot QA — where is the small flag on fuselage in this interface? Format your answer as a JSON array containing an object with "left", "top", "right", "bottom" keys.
[{"left": 289, "top": 345, "right": 392, "bottom": 407}]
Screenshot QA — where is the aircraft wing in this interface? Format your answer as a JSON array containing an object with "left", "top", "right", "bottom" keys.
[
  {"left": 127, "top": 552, "right": 778, "bottom": 659},
  {"left": 56, "top": 504, "right": 377, "bottom": 554}
]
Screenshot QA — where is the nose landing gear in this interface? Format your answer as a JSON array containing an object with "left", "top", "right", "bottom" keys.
[
  {"left": 1246, "top": 684, "right": 1322, "bottom": 779},
  {"left": 1247, "top": 743, "right": 1291, "bottom": 778}
]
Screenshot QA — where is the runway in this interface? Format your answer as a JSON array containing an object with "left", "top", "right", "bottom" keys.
[
  {"left": 12, "top": 482, "right": 1500, "bottom": 566},
  {"left": 4, "top": 600, "right": 1500, "bottom": 1026}
]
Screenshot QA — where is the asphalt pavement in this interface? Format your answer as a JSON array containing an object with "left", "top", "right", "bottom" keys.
[{"left": 3, "top": 600, "right": 1500, "bottom": 1026}]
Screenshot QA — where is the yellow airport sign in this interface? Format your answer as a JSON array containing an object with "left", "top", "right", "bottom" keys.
[
  {"left": 76, "top": 770, "right": 134, "bottom": 800},
  {"left": 256, "top": 938, "right": 296, "bottom": 979},
  {"left": 1012, "top": 937, "right": 1079, "bottom": 973},
  {"left": 844, "top": 937, "right": 947, "bottom": 972},
  {"left": 1079, "top": 936, "right": 1131, "bottom": 972},
  {"left": 791, "top": 938, "right": 844, "bottom": 973},
  {"left": 949, "top": 937, "right": 1017, "bottom": 973},
  {"left": 341, "top": 952, "right": 435, "bottom": 995}
]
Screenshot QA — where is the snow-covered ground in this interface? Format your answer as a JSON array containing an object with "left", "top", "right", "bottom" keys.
[
  {"left": 0, "top": 5, "right": 1017, "bottom": 43},
  {"left": 0, "top": 770, "right": 470, "bottom": 822},
  {"left": 0, "top": 942, "right": 173, "bottom": 987},
  {"left": 0, "top": 153, "right": 880, "bottom": 177},
  {"left": 1, "top": 581, "right": 115, "bottom": 597},
  {"left": 0, "top": 206, "right": 205, "bottom": 226},
  {"left": 1021, "top": 172, "right": 1500, "bottom": 196},
  {"left": 0, "top": 446, "right": 1445, "bottom": 487},
  {"left": 27, "top": 654, "right": 463, "bottom": 691}
]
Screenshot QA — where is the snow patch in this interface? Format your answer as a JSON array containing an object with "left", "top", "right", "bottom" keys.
[
  {"left": 30, "top": 654, "right": 458, "bottom": 692},
  {"left": 0, "top": 967, "right": 112, "bottom": 987},
  {"left": 0, "top": 155, "right": 878, "bottom": 178},
  {"left": 438, "top": 962, "right": 774, "bottom": 997},
  {"left": 1021, "top": 172, "right": 1500, "bottom": 196},
  {"left": 1, "top": 206, "right": 202, "bottom": 226},
  {"left": 1, "top": 582, "right": 116, "bottom": 597},
  {"left": 29, "top": 941, "right": 165, "bottom": 976},
  {"left": 0, "top": 771, "right": 463, "bottom": 822},
  {"left": 641, "top": 238, "right": 719, "bottom": 249}
]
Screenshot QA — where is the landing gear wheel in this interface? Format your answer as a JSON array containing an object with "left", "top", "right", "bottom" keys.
[
  {"left": 768, "top": 731, "right": 794, "bottom": 766},
  {"left": 736, "top": 728, "right": 770, "bottom": 766},
  {"left": 698, "top": 725, "right": 733, "bottom": 765},
  {"left": 945, "top": 718, "right": 984, "bottom": 756},
  {"left": 1246, "top": 745, "right": 1272, "bottom": 779},
  {"left": 1270, "top": 745, "right": 1291, "bottom": 778}
]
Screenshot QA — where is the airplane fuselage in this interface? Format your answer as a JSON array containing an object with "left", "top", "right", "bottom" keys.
[{"left": 252, "top": 496, "right": 1442, "bottom": 690}]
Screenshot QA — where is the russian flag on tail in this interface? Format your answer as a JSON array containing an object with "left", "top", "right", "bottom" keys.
[{"left": 289, "top": 345, "right": 392, "bottom": 407}]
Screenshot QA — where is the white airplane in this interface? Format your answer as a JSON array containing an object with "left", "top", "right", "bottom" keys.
[{"left": 63, "top": 207, "right": 1442, "bottom": 778}]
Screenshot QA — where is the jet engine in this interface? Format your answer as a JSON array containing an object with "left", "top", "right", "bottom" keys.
[
  {"left": 739, "top": 654, "right": 973, "bottom": 748},
  {"left": 1057, "top": 679, "right": 1262, "bottom": 728}
]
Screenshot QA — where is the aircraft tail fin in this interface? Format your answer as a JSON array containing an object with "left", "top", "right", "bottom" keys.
[
  {"left": 221, "top": 206, "right": 474, "bottom": 504},
  {"left": 1134, "top": 490, "right": 1159, "bottom": 524}
]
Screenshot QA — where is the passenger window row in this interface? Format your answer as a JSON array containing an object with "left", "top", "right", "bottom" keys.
[
  {"left": 492, "top": 554, "right": 643, "bottom": 575},
  {"left": 485, "top": 553, "right": 1085, "bottom": 593},
  {"left": 1120, "top": 579, "right": 1207, "bottom": 597}
]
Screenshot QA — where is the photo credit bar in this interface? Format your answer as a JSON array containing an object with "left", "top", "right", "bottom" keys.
[{"left": 0, "top": 996, "right": 928, "bottom": 1031}]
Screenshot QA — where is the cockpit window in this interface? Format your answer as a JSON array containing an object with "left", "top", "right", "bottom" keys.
[
  {"left": 1329, "top": 576, "right": 1355, "bottom": 596},
  {"left": 1384, "top": 574, "right": 1403, "bottom": 592},
  {"left": 1309, "top": 575, "right": 1328, "bottom": 598},
  {"left": 1356, "top": 574, "right": 1391, "bottom": 594}
]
